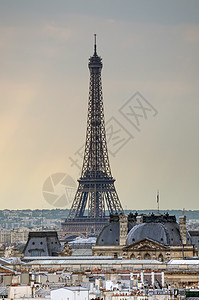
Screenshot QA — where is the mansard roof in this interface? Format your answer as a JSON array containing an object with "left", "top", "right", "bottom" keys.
[{"left": 23, "top": 231, "right": 61, "bottom": 257}]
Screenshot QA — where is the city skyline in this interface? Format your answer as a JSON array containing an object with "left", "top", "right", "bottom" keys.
[{"left": 0, "top": 1, "right": 199, "bottom": 210}]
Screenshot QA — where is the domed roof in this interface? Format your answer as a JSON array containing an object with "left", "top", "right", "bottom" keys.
[
  {"left": 126, "top": 221, "right": 192, "bottom": 246},
  {"left": 96, "top": 221, "right": 120, "bottom": 246},
  {"left": 126, "top": 223, "right": 169, "bottom": 246},
  {"left": 96, "top": 214, "right": 135, "bottom": 246}
]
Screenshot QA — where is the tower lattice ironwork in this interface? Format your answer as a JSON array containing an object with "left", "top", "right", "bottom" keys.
[{"left": 61, "top": 35, "right": 123, "bottom": 238}]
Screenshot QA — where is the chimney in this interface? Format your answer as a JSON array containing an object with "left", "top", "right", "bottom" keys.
[
  {"left": 136, "top": 215, "right": 143, "bottom": 224},
  {"left": 119, "top": 213, "right": 128, "bottom": 246},
  {"left": 179, "top": 215, "right": 186, "bottom": 244}
]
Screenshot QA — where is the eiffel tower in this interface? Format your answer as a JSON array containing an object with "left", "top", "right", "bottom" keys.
[{"left": 61, "top": 35, "right": 123, "bottom": 238}]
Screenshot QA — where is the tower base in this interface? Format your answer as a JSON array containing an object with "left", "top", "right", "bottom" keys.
[{"left": 59, "top": 217, "right": 109, "bottom": 240}]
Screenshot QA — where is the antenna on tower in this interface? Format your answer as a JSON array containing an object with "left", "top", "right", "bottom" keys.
[{"left": 94, "top": 34, "right": 97, "bottom": 55}]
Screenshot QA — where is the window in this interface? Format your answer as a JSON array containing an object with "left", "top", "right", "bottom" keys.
[
  {"left": 31, "top": 250, "right": 42, "bottom": 256},
  {"left": 144, "top": 253, "right": 151, "bottom": 260},
  {"left": 158, "top": 254, "right": 164, "bottom": 262},
  {"left": 130, "top": 254, "right": 135, "bottom": 260}
]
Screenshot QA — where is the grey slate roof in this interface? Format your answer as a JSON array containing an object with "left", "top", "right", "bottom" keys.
[
  {"left": 126, "top": 221, "right": 192, "bottom": 246},
  {"left": 96, "top": 221, "right": 120, "bottom": 246},
  {"left": 71, "top": 249, "right": 93, "bottom": 256},
  {"left": 0, "top": 287, "right": 8, "bottom": 296},
  {"left": 189, "top": 230, "right": 199, "bottom": 249},
  {"left": 127, "top": 223, "right": 170, "bottom": 246}
]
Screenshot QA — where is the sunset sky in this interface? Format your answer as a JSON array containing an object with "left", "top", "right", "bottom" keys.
[{"left": 0, "top": 0, "right": 199, "bottom": 210}]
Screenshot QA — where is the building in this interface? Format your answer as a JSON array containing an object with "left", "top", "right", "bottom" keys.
[
  {"left": 20, "top": 255, "right": 199, "bottom": 288},
  {"left": 23, "top": 231, "right": 61, "bottom": 257},
  {"left": 51, "top": 287, "right": 89, "bottom": 300},
  {"left": 0, "top": 227, "right": 30, "bottom": 246},
  {"left": 8, "top": 285, "right": 33, "bottom": 298},
  {"left": 93, "top": 213, "right": 198, "bottom": 261}
]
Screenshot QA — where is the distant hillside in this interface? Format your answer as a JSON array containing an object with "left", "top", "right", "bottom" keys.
[{"left": 0, "top": 209, "right": 199, "bottom": 221}]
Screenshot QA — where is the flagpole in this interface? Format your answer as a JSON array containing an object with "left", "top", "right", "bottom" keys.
[{"left": 157, "top": 190, "right": 159, "bottom": 213}]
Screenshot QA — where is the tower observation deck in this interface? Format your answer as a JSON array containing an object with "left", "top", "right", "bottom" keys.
[{"left": 61, "top": 35, "right": 123, "bottom": 238}]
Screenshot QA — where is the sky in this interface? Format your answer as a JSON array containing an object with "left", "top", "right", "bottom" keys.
[{"left": 0, "top": 0, "right": 199, "bottom": 210}]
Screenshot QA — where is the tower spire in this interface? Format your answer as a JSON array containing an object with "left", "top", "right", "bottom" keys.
[{"left": 94, "top": 34, "right": 97, "bottom": 55}]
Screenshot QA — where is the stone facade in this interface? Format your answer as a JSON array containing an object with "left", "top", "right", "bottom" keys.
[
  {"left": 93, "top": 245, "right": 123, "bottom": 258},
  {"left": 165, "top": 271, "right": 199, "bottom": 289},
  {"left": 179, "top": 215, "right": 186, "bottom": 244},
  {"left": 123, "top": 238, "right": 169, "bottom": 261},
  {"left": 119, "top": 214, "right": 128, "bottom": 246},
  {"left": 123, "top": 238, "right": 197, "bottom": 261},
  {"left": 93, "top": 238, "right": 197, "bottom": 261}
]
